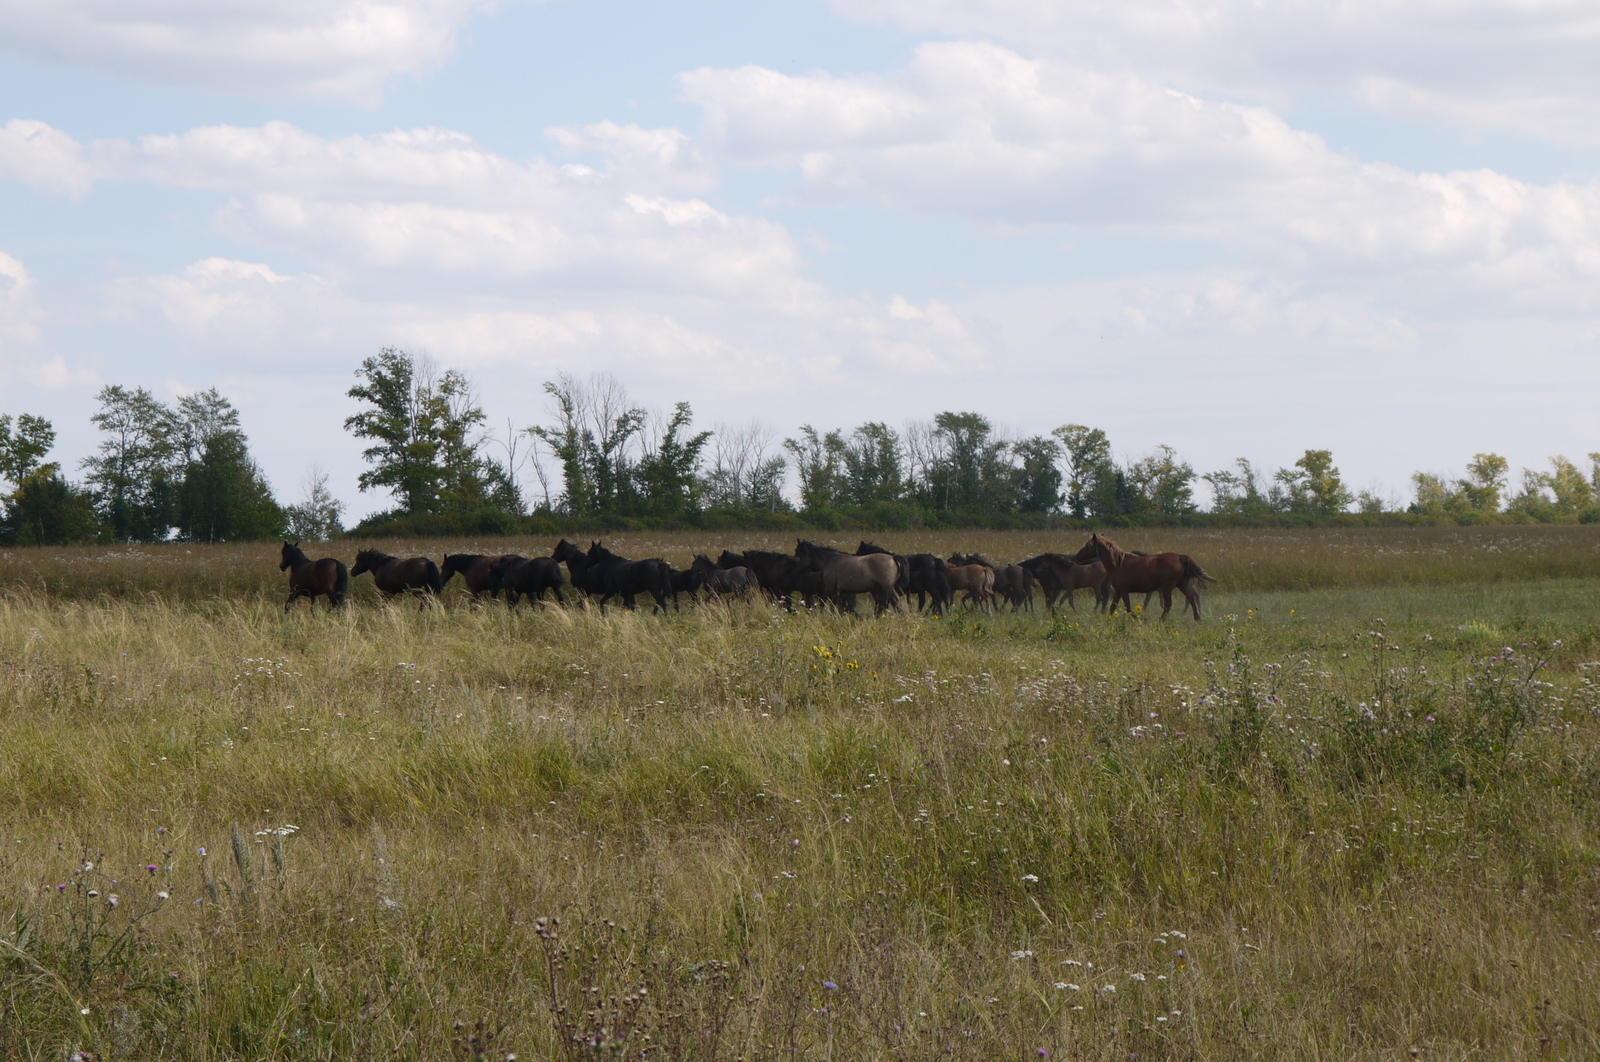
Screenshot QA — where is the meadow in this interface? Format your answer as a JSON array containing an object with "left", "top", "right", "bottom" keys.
[{"left": 1, "top": 526, "right": 1598, "bottom": 1060}]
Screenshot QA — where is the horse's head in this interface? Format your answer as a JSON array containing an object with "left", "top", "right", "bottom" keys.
[
  {"left": 691, "top": 554, "right": 714, "bottom": 574},
  {"left": 279, "top": 541, "right": 299, "bottom": 570},
  {"left": 552, "top": 539, "right": 579, "bottom": 562},
  {"left": 717, "top": 549, "right": 743, "bottom": 570},
  {"left": 350, "top": 548, "right": 372, "bottom": 577}
]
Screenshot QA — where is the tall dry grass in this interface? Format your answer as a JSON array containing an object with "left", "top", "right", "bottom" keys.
[{"left": 0, "top": 546, "right": 1597, "bottom": 1059}]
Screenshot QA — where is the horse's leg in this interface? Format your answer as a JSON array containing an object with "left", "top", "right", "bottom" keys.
[
  {"left": 1159, "top": 588, "right": 1174, "bottom": 619},
  {"left": 1180, "top": 578, "right": 1201, "bottom": 620},
  {"left": 285, "top": 588, "right": 302, "bottom": 612}
]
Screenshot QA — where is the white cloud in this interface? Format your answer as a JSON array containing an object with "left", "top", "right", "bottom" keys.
[
  {"left": 0, "top": 251, "right": 43, "bottom": 344},
  {"left": 684, "top": 42, "right": 1600, "bottom": 310},
  {"left": 831, "top": 0, "right": 1600, "bottom": 144},
  {"left": 0, "top": 120, "right": 95, "bottom": 197},
  {"left": 0, "top": 0, "right": 512, "bottom": 104},
  {"left": 25, "top": 356, "right": 102, "bottom": 391}
]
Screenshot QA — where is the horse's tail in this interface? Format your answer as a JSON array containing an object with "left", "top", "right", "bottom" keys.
[
  {"left": 894, "top": 555, "right": 909, "bottom": 592},
  {"left": 426, "top": 560, "right": 445, "bottom": 595},
  {"left": 1182, "top": 556, "right": 1216, "bottom": 586},
  {"left": 332, "top": 560, "right": 350, "bottom": 605}
]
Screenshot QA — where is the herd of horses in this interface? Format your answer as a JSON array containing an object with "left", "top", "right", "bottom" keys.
[{"left": 280, "top": 534, "right": 1217, "bottom": 620}]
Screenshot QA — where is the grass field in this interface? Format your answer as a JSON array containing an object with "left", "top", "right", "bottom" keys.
[{"left": 2, "top": 528, "right": 1598, "bottom": 1060}]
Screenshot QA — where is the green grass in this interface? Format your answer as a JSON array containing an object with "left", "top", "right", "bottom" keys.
[{"left": 0, "top": 533, "right": 1598, "bottom": 1059}]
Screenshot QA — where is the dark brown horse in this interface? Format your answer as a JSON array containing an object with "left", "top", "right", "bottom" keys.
[
  {"left": 1074, "top": 534, "right": 1215, "bottom": 620},
  {"left": 950, "top": 552, "right": 1035, "bottom": 612},
  {"left": 1019, "top": 553, "right": 1112, "bottom": 611},
  {"left": 350, "top": 548, "right": 444, "bottom": 606},
  {"left": 280, "top": 542, "right": 348, "bottom": 611},
  {"left": 492, "top": 555, "right": 566, "bottom": 607},
  {"left": 857, "top": 542, "right": 949, "bottom": 614},
  {"left": 441, "top": 553, "right": 516, "bottom": 600},
  {"left": 720, "top": 549, "right": 820, "bottom": 610}
]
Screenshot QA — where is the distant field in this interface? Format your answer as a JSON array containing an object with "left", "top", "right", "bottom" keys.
[{"left": 1, "top": 532, "right": 1598, "bottom": 1059}]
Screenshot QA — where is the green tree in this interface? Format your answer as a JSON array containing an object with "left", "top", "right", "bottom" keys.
[
  {"left": 4, "top": 468, "right": 101, "bottom": 545},
  {"left": 82, "top": 385, "right": 180, "bottom": 540},
  {"left": 927, "top": 412, "right": 1010, "bottom": 512},
  {"left": 840, "top": 423, "right": 904, "bottom": 505},
  {"left": 171, "top": 389, "right": 284, "bottom": 542},
  {"left": 1052, "top": 424, "right": 1120, "bottom": 518},
  {"left": 284, "top": 465, "right": 345, "bottom": 541},
  {"left": 1275, "top": 450, "right": 1353, "bottom": 517},
  {"left": 0, "top": 413, "right": 55, "bottom": 487},
  {"left": 1460, "top": 453, "right": 1508, "bottom": 514},
  {"left": 1205, "top": 458, "right": 1272, "bottom": 516},
  {"left": 1010, "top": 435, "right": 1063, "bottom": 513},
  {"left": 1125, "top": 445, "right": 1196, "bottom": 515},
  {"left": 784, "top": 425, "right": 846, "bottom": 512},
  {"left": 345, "top": 349, "right": 492, "bottom": 517},
  {"left": 633, "top": 403, "right": 712, "bottom": 515}
]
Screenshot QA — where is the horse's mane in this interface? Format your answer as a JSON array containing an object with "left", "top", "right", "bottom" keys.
[
  {"left": 1095, "top": 535, "right": 1127, "bottom": 567},
  {"left": 796, "top": 539, "right": 842, "bottom": 556},
  {"left": 359, "top": 548, "right": 398, "bottom": 564},
  {"left": 282, "top": 542, "right": 309, "bottom": 563},
  {"left": 587, "top": 543, "right": 628, "bottom": 564}
]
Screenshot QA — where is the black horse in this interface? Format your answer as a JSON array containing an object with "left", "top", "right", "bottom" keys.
[
  {"left": 692, "top": 554, "right": 756, "bottom": 598},
  {"left": 857, "top": 541, "right": 950, "bottom": 614},
  {"left": 666, "top": 565, "right": 704, "bottom": 610},
  {"left": 585, "top": 541, "right": 673, "bottom": 612},
  {"left": 721, "top": 548, "right": 819, "bottom": 610},
  {"left": 552, "top": 538, "right": 602, "bottom": 598},
  {"left": 280, "top": 542, "right": 348, "bottom": 611},
  {"left": 350, "top": 548, "right": 444, "bottom": 606},
  {"left": 493, "top": 555, "right": 566, "bottom": 607}
]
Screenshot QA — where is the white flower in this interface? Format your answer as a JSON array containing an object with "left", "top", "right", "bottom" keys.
[
  {"left": 1129, "top": 972, "right": 1145, "bottom": 982},
  {"left": 1021, "top": 874, "right": 1039, "bottom": 883},
  {"left": 157, "top": 891, "right": 169, "bottom": 900},
  {"left": 106, "top": 894, "right": 119, "bottom": 908},
  {"left": 1061, "top": 959, "right": 1082, "bottom": 966},
  {"left": 1101, "top": 985, "right": 1115, "bottom": 993},
  {"left": 1054, "top": 983, "right": 1080, "bottom": 991},
  {"left": 1011, "top": 950, "right": 1034, "bottom": 960},
  {"left": 1168, "top": 931, "right": 1187, "bottom": 939}
]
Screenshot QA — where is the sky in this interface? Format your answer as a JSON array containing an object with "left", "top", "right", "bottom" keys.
[{"left": 2, "top": 0, "right": 1599, "bottom": 518}]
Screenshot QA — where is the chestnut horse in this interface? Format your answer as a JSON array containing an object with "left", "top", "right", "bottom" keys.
[
  {"left": 280, "top": 542, "right": 348, "bottom": 611},
  {"left": 1074, "top": 534, "right": 1214, "bottom": 621},
  {"left": 351, "top": 548, "right": 444, "bottom": 606}
]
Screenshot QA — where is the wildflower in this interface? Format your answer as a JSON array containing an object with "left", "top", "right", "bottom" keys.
[
  {"left": 87, "top": 890, "right": 99, "bottom": 898},
  {"left": 106, "top": 894, "right": 119, "bottom": 908},
  {"left": 1011, "top": 950, "right": 1034, "bottom": 960},
  {"left": 1021, "top": 874, "right": 1039, "bottom": 883},
  {"left": 1055, "top": 983, "right": 1080, "bottom": 991},
  {"left": 198, "top": 847, "right": 206, "bottom": 857},
  {"left": 823, "top": 981, "right": 838, "bottom": 990},
  {"left": 81, "top": 861, "right": 93, "bottom": 871},
  {"left": 80, "top": 1008, "right": 90, "bottom": 1015},
  {"left": 1061, "top": 959, "right": 1082, "bottom": 966},
  {"left": 1101, "top": 985, "right": 1115, "bottom": 993},
  {"left": 1129, "top": 972, "right": 1145, "bottom": 982},
  {"left": 147, "top": 864, "right": 158, "bottom": 874},
  {"left": 157, "top": 891, "right": 169, "bottom": 900}
]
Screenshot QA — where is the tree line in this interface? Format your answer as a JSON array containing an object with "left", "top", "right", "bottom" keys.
[{"left": 4, "top": 347, "right": 1600, "bottom": 544}]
